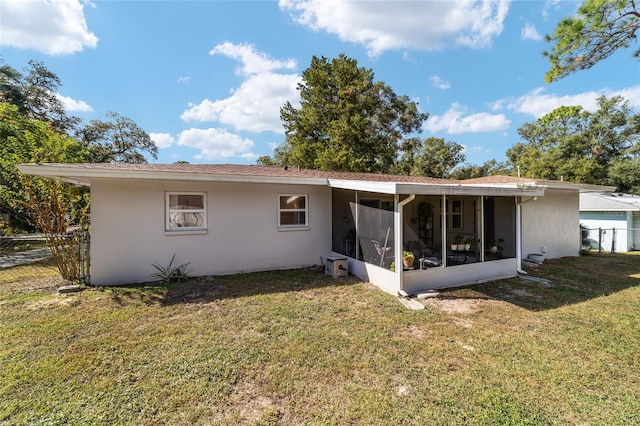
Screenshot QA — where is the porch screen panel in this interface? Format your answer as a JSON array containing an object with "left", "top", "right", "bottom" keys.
[{"left": 351, "top": 201, "right": 395, "bottom": 270}]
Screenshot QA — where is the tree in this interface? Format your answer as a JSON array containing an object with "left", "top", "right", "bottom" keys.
[
  {"left": 257, "top": 144, "right": 291, "bottom": 167},
  {"left": 78, "top": 111, "right": 158, "bottom": 163},
  {"left": 0, "top": 103, "right": 89, "bottom": 279},
  {"left": 450, "top": 159, "right": 511, "bottom": 180},
  {"left": 0, "top": 62, "right": 26, "bottom": 110},
  {"left": 0, "top": 60, "right": 81, "bottom": 133},
  {"left": 609, "top": 112, "right": 640, "bottom": 193},
  {"left": 395, "top": 137, "right": 466, "bottom": 178},
  {"left": 277, "top": 54, "right": 427, "bottom": 173},
  {"left": 544, "top": 0, "right": 640, "bottom": 83},
  {"left": 506, "top": 95, "right": 640, "bottom": 191},
  {"left": 0, "top": 103, "right": 88, "bottom": 214}
]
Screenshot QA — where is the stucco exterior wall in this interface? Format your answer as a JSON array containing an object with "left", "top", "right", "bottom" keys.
[
  {"left": 90, "top": 179, "right": 331, "bottom": 285},
  {"left": 521, "top": 189, "right": 579, "bottom": 259}
]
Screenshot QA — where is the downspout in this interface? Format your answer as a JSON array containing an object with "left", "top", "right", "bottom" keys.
[
  {"left": 516, "top": 196, "right": 538, "bottom": 274},
  {"left": 396, "top": 193, "right": 415, "bottom": 296},
  {"left": 354, "top": 191, "right": 359, "bottom": 260}
]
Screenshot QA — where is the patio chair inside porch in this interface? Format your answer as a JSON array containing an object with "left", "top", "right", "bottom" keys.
[{"left": 359, "top": 238, "right": 394, "bottom": 268}]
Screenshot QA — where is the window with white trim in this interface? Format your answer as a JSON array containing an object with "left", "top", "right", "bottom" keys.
[
  {"left": 166, "top": 192, "right": 207, "bottom": 231},
  {"left": 278, "top": 194, "right": 308, "bottom": 228}
]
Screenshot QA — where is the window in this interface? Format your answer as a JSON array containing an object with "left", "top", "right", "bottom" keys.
[
  {"left": 278, "top": 194, "right": 308, "bottom": 228},
  {"left": 166, "top": 192, "right": 207, "bottom": 232},
  {"left": 450, "top": 200, "right": 463, "bottom": 229}
]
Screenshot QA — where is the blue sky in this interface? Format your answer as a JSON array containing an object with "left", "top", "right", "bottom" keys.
[{"left": 1, "top": 0, "right": 639, "bottom": 167}]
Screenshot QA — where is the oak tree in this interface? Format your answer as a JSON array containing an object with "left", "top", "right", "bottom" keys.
[
  {"left": 506, "top": 95, "right": 640, "bottom": 192},
  {"left": 78, "top": 111, "right": 158, "bottom": 163}
]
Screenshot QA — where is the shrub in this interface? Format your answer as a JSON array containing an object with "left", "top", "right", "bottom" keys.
[{"left": 150, "top": 254, "right": 192, "bottom": 284}]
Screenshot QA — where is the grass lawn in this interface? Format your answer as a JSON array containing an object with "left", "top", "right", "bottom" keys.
[{"left": 1, "top": 254, "right": 639, "bottom": 425}]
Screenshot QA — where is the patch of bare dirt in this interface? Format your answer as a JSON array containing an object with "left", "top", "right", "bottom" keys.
[
  {"left": 408, "top": 324, "right": 425, "bottom": 337},
  {"left": 453, "top": 317, "right": 474, "bottom": 328},
  {"left": 423, "top": 297, "right": 479, "bottom": 314},
  {"left": 25, "top": 296, "right": 78, "bottom": 310},
  {"left": 456, "top": 341, "right": 475, "bottom": 351},
  {"left": 225, "top": 379, "right": 282, "bottom": 424}
]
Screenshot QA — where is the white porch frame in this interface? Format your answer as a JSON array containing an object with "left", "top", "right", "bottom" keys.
[{"left": 330, "top": 182, "right": 546, "bottom": 295}]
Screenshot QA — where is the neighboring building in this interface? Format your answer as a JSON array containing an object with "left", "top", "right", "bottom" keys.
[
  {"left": 580, "top": 192, "right": 640, "bottom": 252},
  {"left": 18, "top": 163, "right": 614, "bottom": 294}
]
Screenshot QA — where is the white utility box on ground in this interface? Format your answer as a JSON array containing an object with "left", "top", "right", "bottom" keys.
[{"left": 325, "top": 256, "right": 348, "bottom": 278}]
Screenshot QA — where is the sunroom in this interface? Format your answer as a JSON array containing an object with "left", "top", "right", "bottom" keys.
[{"left": 329, "top": 179, "right": 545, "bottom": 295}]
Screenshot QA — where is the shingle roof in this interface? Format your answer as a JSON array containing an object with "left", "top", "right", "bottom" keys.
[
  {"left": 18, "top": 163, "right": 615, "bottom": 195},
  {"left": 462, "top": 175, "right": 526, "bottom": 184},
  {"left": 33, "top": 163, "right": 454, "bottom": 184},
  {"left": 580, "top": 192, "right": 640, "bottom": 211}
]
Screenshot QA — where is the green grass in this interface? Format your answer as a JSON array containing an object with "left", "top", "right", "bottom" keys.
[
  {"left": 1, "top": 254, "right": 639, "bottom": 425},
  {"left": 0, "top": 239, "right": 48, "bottom": 255}
]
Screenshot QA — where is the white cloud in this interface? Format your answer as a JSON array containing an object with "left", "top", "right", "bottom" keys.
[
  {"left": 429, "top": 75, "right": 451, "bottom": 90},
  {"left": 424, "top": 103, "right": 511, "bottom": 134},
  {"left": 149, "top": 132, "right": 176, "bottom": 149},
  {"left": 279, "top": 0, "right": 510, "bottom": 56},
  {"left": 177, "top": 76, "right": 191, "bottom": 84},
  {"left": 488, "top": 99, "right": 506, "bottom": 111},
  {"left": 0, "top": 0, "right": 98, "bottom": 55},
  {"left": 240, "top": 152, "right": 258, "bottom": 160},
  {"left": 521, "top": 23, "right": 542, "bottom": 41},
  {"left": 500, "top": 85, "right": 640, "bottom": 118},
  {"left": 542, "top": 0, "right": 562, "bottom": 20},
  {"left": 177, "top": 128, "right": 255, "bottom": 160},
  {"left": 181, "top": 42, "right": 300, "bottom": 133},
  {"left": 462, "top": 145, "right": 485, "bottom": 154},
  {"left": 56, "top": 93, "right": 93, "bottom": 112},
  {"left": 210, "top": 42, "right": 297, "bottom": 76}
]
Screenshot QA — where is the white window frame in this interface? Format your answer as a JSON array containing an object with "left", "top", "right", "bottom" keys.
[
  {"left": 278, "top": 194, "right": 309, "bottom": 230},
  {"left": 165, "top": 192, "right": 207, "bottom": 234}
]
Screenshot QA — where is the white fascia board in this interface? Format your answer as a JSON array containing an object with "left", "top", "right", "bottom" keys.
[
  {"left": 397, "top": 183, "right": 545, "bottom": 197},
  {"left": 581, "top": 207, "right": 637, "bottom": 212},
  {"left": 546, "top": 182, "right": 617, "bottom": 192},
  {"left": 328, "top": 178, "right": 546, "bottom": 197},
  {"left": 17, "top": 164, "right": 92, "bottom": 186},
  {"left": 328, "top": 179, "right": 397, "bottom": 194},
  {"left": 17, "top": 164, "right": 329, "bottom": 187}
]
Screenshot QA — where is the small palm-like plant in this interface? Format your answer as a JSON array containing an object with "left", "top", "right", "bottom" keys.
[{"left": 150, "top": 254, "right": 192, "bottom": 284}]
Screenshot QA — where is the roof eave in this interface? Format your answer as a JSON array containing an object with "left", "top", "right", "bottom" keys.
[
  {"left": 16, "top": 164, "right": 329, "bottom": 187},
  {"left": 329, "top": 179, "right": 546, "bottom": 196},
  {"left": 545, "top": 182, "right": 617, "bottom": 192}
]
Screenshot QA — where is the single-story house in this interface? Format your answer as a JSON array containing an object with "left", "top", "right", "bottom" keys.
[
  {"left": 17, "top": 163, "right": 614, "bottom": 295},
  {"left": 580, "top": 192, "right": 640, "bottom": 252}
]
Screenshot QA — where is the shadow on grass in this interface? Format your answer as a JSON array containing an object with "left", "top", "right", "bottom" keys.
[
  {"left": 100, "top": 266, "right": 361, "bottom": 307},
  {"left": 462, "top": 253, "right": 640, "bottom": 311}
]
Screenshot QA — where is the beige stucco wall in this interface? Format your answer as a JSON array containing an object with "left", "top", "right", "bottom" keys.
[
  {"left": 90, "top": 179, "right": 332, "bottom": 285},
  {"left": 521, "top": 189, "right": 580, "bottom": 259}
]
